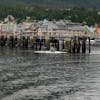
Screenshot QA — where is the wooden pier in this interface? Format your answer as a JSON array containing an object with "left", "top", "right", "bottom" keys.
[{"left": 0, "top": 35, "right": 91, "bottom": 53}]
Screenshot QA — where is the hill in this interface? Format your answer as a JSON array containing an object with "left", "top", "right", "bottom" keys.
[{"left": 0, "top": 0, "right": 100, "bottom": 8}]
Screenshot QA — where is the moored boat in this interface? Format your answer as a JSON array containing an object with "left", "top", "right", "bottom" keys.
[{"left": 34, "top": 50, "right": 67, "bottom": 54}]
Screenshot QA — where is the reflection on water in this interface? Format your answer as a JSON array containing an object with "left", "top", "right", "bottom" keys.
[{"left": 0, "top": 47, "right": 100, "bottom": 100}]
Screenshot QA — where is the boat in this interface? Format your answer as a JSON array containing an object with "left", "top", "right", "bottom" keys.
[
  {"left": 34, "top": 46, "right": 67, "bottom": 54},
  {"left": 34, "top": 50, "right": 67, "bottom": 54},
  {"left": 86, "top": 39, "right": 96, "bottom": 45}
]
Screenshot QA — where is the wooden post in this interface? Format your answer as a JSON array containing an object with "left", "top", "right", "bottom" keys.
[
  {"left": 72, "top": 36, "right": 76, "bottom": 53},
  {"left": 14, "top": 36, "right": 18, "bottom": 47},
  {"left": 57, "top": 40, "right": 59, "bottom": 51},
  {"left": 77, "top": 37, "right": 80, "bottom": 53},
  {"left": 45, "top": 38, "right": 50, "bottom": 50},
  {"left": 39, "top": 39, "right": 42, "bottom": 50},
  {"left": 62, "top": 39, "right": 65, "bottom": 50},
  {"left": 82, "top": 37, "right": 86, "bottom": 53},
  {"left": 36, "top": 37, "right": 38, "bottom": 50},
  {"left": 88, "top": 37, "right": 91, "bottom": 53},
  {"left": 70, "top": 38, "right": 72, "bottom": 53}
]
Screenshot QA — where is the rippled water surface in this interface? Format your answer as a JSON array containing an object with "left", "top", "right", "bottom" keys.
[{"left": 0, "top": 47, "right": 100, "bottom": 100}]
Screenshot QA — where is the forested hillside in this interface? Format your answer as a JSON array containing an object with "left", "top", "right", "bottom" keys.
[
  {"left": 0, "top": 0, "right": 100, "bottom": 8},
  {"left": 0, "top": 5, "right": 99, "bottom": 25}
]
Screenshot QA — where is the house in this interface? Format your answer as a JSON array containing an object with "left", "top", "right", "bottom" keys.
[
  {"left": 37, "top": 20, "right": 85, "bottom": 40},
  {"left": 84, "top": 25, "right": 96, "bottom": 39},
  {"left": 94, "top": 26, "right": 100, "bottom": 42}
]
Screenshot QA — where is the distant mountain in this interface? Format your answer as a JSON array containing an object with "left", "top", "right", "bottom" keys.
[{"left": 0, "top": 0, "right": 100, "bottom": 8}]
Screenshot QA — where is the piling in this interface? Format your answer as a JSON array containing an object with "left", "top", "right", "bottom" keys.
[
  {"left": 82, "top": 37, "right": 86, "bottom": 53},
  {"left": 0, "top": 34, "right": 91, "bottom": 53},
  {"left": 76, "top": 37, "right": 81, "bottom": 53},
  {"left": 72, "top": 36, "right": 77, "bottom": 53},
  {"left": 88, "top": 37, "right": 91, "bottom": 53},
  {"left": 0, "top": 36, "right": 6, "bottom": 47}
]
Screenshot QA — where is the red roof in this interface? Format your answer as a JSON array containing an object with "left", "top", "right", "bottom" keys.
[
  {"left": 95, "top": 28, "right": 100, "bottom": 35},
  {"left": 94, "top": 26, "right": 100, "bottom": 35},
  {"left": 95, "top": 26, "right": 100, "bottom": 28}
]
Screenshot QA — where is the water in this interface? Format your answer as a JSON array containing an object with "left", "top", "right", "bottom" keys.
[{"left": 0, "top": 47, "right": 100, "bottom": 100}]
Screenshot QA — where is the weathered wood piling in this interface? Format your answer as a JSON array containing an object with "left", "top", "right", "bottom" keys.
[
  {"left": 70, "top": 36, "right": 91, "bottom": 53},
  {"left": 0, "top": 35, "right": 91, "bottom": 53}
]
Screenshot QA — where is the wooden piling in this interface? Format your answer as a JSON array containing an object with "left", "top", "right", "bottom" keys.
[
  {"left": 72, "top": 36, "right": 77, "bottom": 53},
  {"left": 82, "top": 37, "right": 86, "bottom": 53},
  {"left": 88, "top": 37, "right": 91, "bottom": 53},
  {"left": 0, "top": 34, "right": 91, "bottom": 54},
  {"left": 77, "top": 37, "right": 80, "bottom": 53}
]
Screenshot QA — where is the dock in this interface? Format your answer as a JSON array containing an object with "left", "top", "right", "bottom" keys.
[
  {"left": 0, "top": 20, "right": 94, "bottom": 54},
  {"left": 0, "top": 34, "right": 91, "bottom": 54}
]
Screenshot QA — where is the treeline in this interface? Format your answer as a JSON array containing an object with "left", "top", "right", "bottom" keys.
[{"left": 0, "top": 5, "right": 100, "bottom": 25}]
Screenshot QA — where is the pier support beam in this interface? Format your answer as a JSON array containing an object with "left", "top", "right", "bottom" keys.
[
  {"left": 77, "top": 37, "right": 81, "bottom": 53},
  {"left": 72, "top": 36, "right": 77, "bottom": 53},
  {"left": 0, "top": 36, "right": 6, "bottom": 47},
  {"left": 82, "top": 37, "right": 86, "bottom": 53},
  {"left": 88, "top": 37, "right": 91, "bottom": 53}
]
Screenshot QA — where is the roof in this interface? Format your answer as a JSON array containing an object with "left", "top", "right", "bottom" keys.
[
  {"left": 94, "top": 26, "right": 100, "bottom": 35},
  {"left": 95, "top": 28, "right": 100, "bottom": 35},
  {"left": 95, "top": 26, "right": 100, "bottom": 28},
  {"left": 84, "top": 25, "right": 96, "bottom": 32},
  {"left": 68, "top": 26, "right": 84, "bottom": 31}
]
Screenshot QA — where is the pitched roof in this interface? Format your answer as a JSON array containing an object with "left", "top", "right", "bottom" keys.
[
  {"left": 84, "top": 25, "right": 96, "bottom": 32},
  {"left": 68, "top": 26, "right": 84, "bottom": 31},
  {"left": 94, "top": 26, "right": 100, "bottom": 35},
  {"left": 95, "top": 28, "right": 100, "bottom": 35}
]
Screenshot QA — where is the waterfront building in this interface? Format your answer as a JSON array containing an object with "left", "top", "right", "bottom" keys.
[
  {"left": 94, "top": 26, "right": 100, "bottom": 44},
  {"left": 0, "top": 20, "right": 90, "bottom": 39},
  {"left": 37, "top": 20, "right": 85, "bottom": 39},
  {"left": 0, "top": 20, "right": 92, "bottom": 53},
  {"left": 84, "top": 25, "right": 96, "bottom": 39}
]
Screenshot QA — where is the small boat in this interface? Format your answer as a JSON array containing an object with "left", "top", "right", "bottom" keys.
[
  {"left": 34, "top": 50, "right": 67, "bottom": 54},
  {"left": 86, "top": 39, "right": 96, "bottom": 45},
  {"left": 34, "top": 47, "right": 67, "bottom": 54}
]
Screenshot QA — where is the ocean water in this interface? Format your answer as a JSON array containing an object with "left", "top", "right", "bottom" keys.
[{"left": 0, "top": 47, "right": 100, "bottom": 100}]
